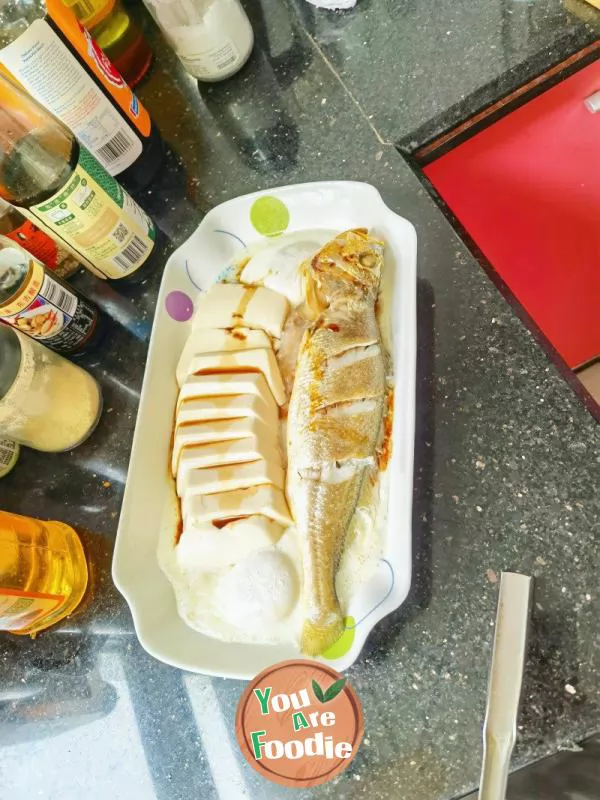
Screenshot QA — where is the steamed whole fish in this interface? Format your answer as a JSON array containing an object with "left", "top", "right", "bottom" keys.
[{"left": 287, "top": 228, "right": 386, "bottom": 656}]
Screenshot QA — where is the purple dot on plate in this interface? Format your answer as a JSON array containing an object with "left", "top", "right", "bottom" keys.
[{"left": 165, "top": 290, "right": 194, "bottom": 322}]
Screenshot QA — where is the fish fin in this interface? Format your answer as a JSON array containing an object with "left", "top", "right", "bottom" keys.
[{"left": 301, "top": 613, "right": 345, "bottom": 657}]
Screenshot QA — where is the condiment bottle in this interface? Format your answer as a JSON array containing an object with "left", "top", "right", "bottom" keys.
[
  {"left": 62, "top": 0, "right": 153, "bottom": 88},
  {"left": 0, "top": 510, "right": 88, "bottom": 636},
  {"left": 0, "top": 198, "right": 80, "bottom": 275},
  {"left": 0, "top": 237, "right": 105, "bottom": 355},
  {"left": 0, "top": 0, "right": 164, "bottom": 193},
  {"left": 143, "top": 0, "right": 254, "bottom": 82},
  {"left": 0, "top": 71, "right": 161, "bottom": 282},
  {"left": 0, "top": 326, "right": 102, "bottom": 452},
  {"left": 0, "top": 438, "right": 19, "bottom": 478}
]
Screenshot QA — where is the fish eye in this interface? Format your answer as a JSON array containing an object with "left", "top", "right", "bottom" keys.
[{"left": 359, "top": 253, "right": 377, "bottom": 268}]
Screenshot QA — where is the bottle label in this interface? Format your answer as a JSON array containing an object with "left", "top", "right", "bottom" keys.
[
  {"left": 174, "top": 26, "right": 241, "bottom": 79},
  {"left": 0, "top": 254, "right": 97, "bottom": 350},
  {"left": 0, "top": 588, "right": 64, "bottom": 632},
  {"left": 0, "top": 19, "right": 143, "bottom": 175},
  {"left": 26, "top": 147, "right": 156, "bottom": 280},
  {"left": 5, "top": 220, "right": 67, "bottom": 270},
  {"left": 0, "top": 439, "right": 19, "bottom": 477}
]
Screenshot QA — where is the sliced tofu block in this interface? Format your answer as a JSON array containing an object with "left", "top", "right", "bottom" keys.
[
  {"left": 185, "top": 348, "right": 286, "bottom": 406},
  {"left": 193, "top": 283, "right": 289, "bottom": 338},
  {"left": 177, "top": 372, "right": 273, "bottom": 408},
  {"left": 172, "top": 416, "right": 279, "bottom": 475},
  {"left": 176, "top": 436, "right": 280, "bottom": 496},
  {"left": 182, "top": 485, "right": 293, "bottom": 528},
  {"left": 176, "top": 328, "right": 271, "bottom": 387},
  {"left": 176, "top": 393, "right": 278, "bottom": 429},
  {"left": 180, "top": 459, "right": 285, "bottom": 497},
  {"left": 176, "top": 515, "right": 284, "bottom": 570}
]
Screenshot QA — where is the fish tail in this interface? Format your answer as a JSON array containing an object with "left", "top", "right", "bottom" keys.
[{"left": 301, "top": 611, "right": 345, "bottom": 657}]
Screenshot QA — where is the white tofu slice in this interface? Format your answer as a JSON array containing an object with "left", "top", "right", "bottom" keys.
[
  {"left": 193, "top": 284, "right": 289, "bottom": 338},
  {"left": 180, "top": 459, "right": 285, "bottom": 497},
  {"left": 176, "top": 515, "right": 284, "bottom": 570},
  {"left": 184, "top": 348, "right": 286, "bottom": 406},
  {"left": 176, "top": 436, "right": 280, "bottom": 496},
  {"left": 171, "top": 416, "right": 279, "bottom": 476},
  {"left": 182, "top": 485, "right": 293, "bottom": 528},
  {"left": 177, "top": 373, "right": 273, "bottom": 407},
  {"left": 176, "top": 393, "right": 278, "bottom": 429},
  {"left": 176, "top": 328, "right": 271, "bottom": 387}
]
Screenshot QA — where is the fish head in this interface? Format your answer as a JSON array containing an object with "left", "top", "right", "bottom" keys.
[{"left": 301, "top": 229, "right": 384, "bottom": 317}]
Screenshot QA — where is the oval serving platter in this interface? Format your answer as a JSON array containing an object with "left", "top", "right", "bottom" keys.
[{"left": 112, "top": 181, "right": 416, "bottom": 678}]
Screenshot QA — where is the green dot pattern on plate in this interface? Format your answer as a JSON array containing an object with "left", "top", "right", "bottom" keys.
[
  {"left": 250, "top": 196, "right": 290, "bottom": 237},
  {"left": 322, "top": 617, "right": 356, "bottom": 660}
]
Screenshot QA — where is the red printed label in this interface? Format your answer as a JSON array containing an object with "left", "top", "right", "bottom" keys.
[
  {"left": 0, "top": 588, "right": 64, "bottom": 632},
  {"left": 81, "top": 25, "right": 126, "bottom": 88},
  {"left": 5, "top": 220, "right": 61, "bottom": 269}
]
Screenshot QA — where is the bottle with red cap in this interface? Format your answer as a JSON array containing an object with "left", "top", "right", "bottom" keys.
[{"left": 0, "top": 198, "right": 79, "bottom": 275}]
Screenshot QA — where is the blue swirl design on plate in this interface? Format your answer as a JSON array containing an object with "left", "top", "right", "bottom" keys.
[
  {"left": 184, "top": 230, "right": 247, "bottom": 292},
  {"left": 346, "top": 559, "right": 395, "bottom": 630},
  {"left": 213, "top": 229, "right": 246, "bottom": 248},
  {"left": 185, "top": 259, "right": 203, "bottom": 292}
]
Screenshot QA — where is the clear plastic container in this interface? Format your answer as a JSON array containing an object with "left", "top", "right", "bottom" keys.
[
  {"left": 0, "top": 510, "right": 88, "bottom": 635},
  {"left": 143, "top": 0, "right": 254, "bottom": 82},
  {"left": 0, "top": 326, "right": 102, "bottom": 451}
]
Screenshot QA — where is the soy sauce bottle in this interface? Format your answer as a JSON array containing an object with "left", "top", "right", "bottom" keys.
[
  {"left": 0, "top": 0, "right": 164, "bottom": 193},
  {"left": 0, "top": 71, "right": 162, "bottom": 283}
]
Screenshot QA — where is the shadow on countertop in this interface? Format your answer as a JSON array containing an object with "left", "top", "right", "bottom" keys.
[{"left": 362, "top": 277, "right": 436, "bottom": 659}]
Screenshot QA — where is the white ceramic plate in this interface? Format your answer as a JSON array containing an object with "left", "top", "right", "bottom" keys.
[{"left": 112, "top": 181, "right": 416, "bottom": 678}]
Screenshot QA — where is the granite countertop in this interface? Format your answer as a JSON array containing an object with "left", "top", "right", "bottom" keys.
[
  {"left": 1, "top": 1, "right": 599, "bottom": 799},
  {"left": 284, "top": 0, "right": 600, "bottom": 145}
]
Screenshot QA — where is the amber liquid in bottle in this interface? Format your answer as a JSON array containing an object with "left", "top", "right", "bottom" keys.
[
  {"left": 64, "top": 0, "right": 153, "bottom": 87},
  {"left": 0, "top": 510, "right": 88, "bottom": 636}
]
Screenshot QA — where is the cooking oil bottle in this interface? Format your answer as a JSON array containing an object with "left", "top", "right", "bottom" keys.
[{"left": 0, "top": 510, "right": 88, "bottom": 636}]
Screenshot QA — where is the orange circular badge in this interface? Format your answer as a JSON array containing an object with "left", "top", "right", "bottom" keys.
[{"left": 236, "top": 659, "right": 364, "bottom": 787}]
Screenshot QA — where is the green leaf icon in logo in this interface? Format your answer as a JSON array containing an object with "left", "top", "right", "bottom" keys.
[
  {"left": 324, "top": 678, "right": 346, "bottom": 702},
  {"left": 312, "top": 679, "right": 325, "bottom": 703},
  {"left": 312, "top": 677, "right": 346, "bottom": 703}
]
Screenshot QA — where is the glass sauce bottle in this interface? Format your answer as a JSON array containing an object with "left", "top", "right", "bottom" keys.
[
  {"left": 0, "top": 325, "right": 102, "bottom": 452},
  {"left": 62, "top": 0, "right": 153, "bottom": 88},
  {"left": 0, "top": 510, "right": 88, "bottom": 636},
  {"left": 0, "top": 236, "right": 105, "bottom": 354},
  {"left": 0, "top": 0, "right": 164, "bottom": 193},
  {"left": 0, "top": 71, "right": 161, "bottom": 282}
]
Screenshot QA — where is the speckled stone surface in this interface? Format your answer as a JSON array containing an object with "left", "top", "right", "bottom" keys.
[
  {"left": 285, "top": 0, "right": 600, "bottom": 146},
  {"left": 1, "top": 1, "right": 599, "bottom": 799}
]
